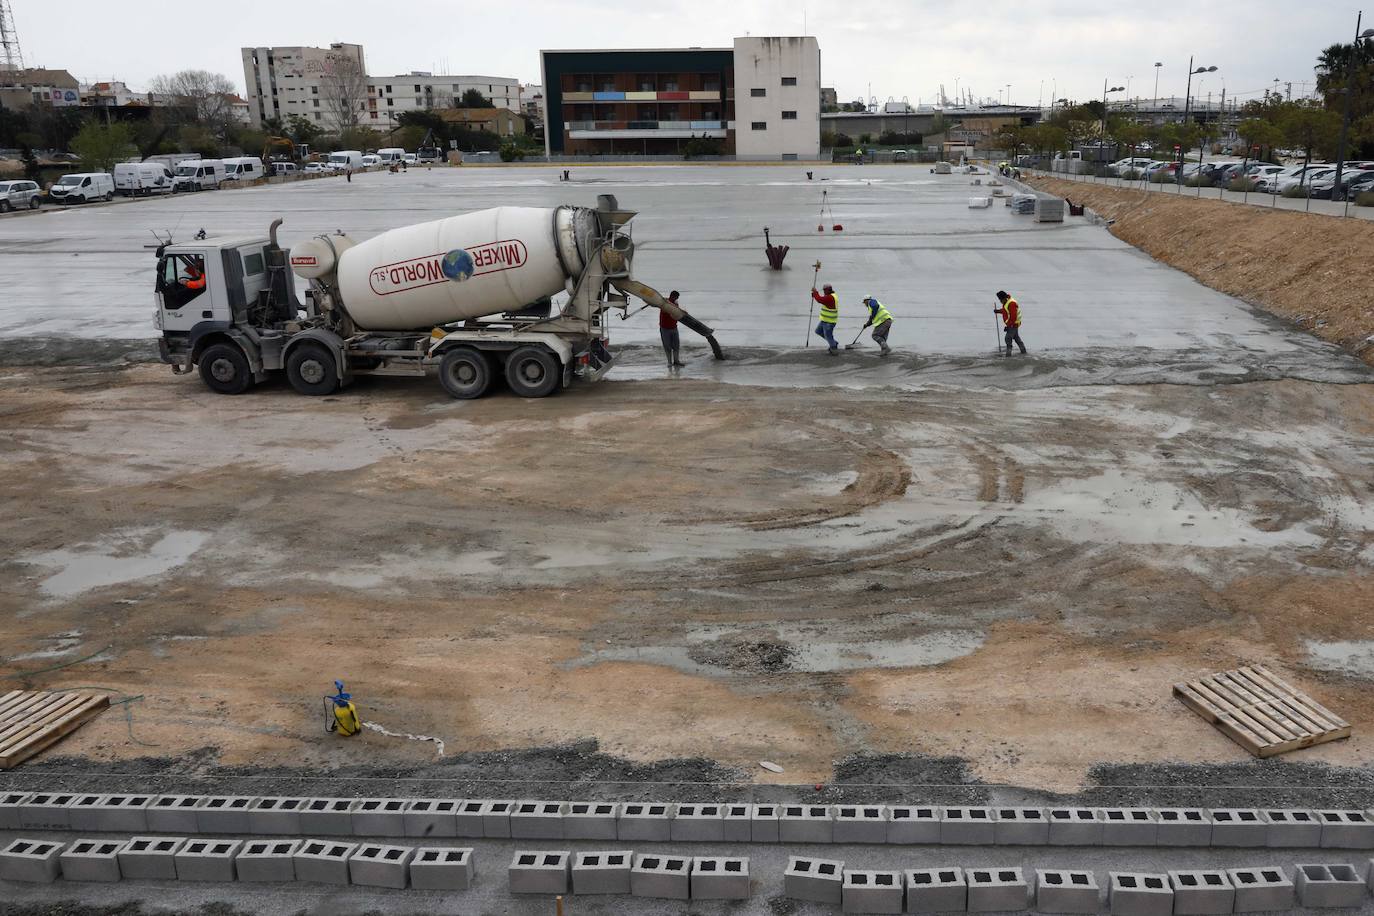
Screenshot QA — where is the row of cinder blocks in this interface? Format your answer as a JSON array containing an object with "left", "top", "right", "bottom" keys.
[
  {"left": 508, "top": 850, "right": 750, "bottom": 900},
  {"left": 0, "top": 836, "right": 474, "bottom": 889}
]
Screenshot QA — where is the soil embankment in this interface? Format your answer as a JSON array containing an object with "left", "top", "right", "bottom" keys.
[{"left": 1026, "top": 177, "right": 1374, "bottom": 365}]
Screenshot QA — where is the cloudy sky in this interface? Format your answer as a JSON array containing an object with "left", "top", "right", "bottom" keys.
[{"left": 13, "top": 0, "right": 1359, "bottom": 106}]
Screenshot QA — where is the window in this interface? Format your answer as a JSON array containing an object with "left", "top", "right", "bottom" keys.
[
  {"left": 781, "top": 77, "right": 797, "bottom": 86},
  {"left": 413, "top": 84, "right": 421, "bottom": 92},
  {"left": 637, "top": 74, "right": 655, "bottom": 91},
  {"left": 782, "top": 110, "right": 797, "bottom": 120},
  {"left": 751, "top": 121, "right": 767, "bottom": 130},
  {"left": 662, "top": 79, "right": 678, "bottom": 91},
  {"left": 243, "top": 252, "right": 265, "bottom": 276},
  {"left": 704, "top": 77, "right": 720, "bottom": 91},
  {"left": 314, "top": 112, "right": 321, "bottom": 121},
  {"left": 387, "top": 98, "right": 393, "bottom": 106},
  {"left": 750, "top": 88, "right": 765, "bottom": 98},
  {"left": 782, "top": 153, "right": 798, "bottom": 160},
  {"left": 311, "top": 86, "right": 318, "bottom": 94},
  {"left": 385, "top": 84, "right": 392, "bottom": 93}
]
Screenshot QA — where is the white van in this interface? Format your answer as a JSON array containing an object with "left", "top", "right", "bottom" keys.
[
  {"left": 114, "top": 161, "right": 174, "bottom": 196},
  {"left": 173, "top": 159, "right": 221, "bottom": 192},
  {"left": 220, "top": 157, "right": 265, "bottom": 182},
  {"left": 270, "top": 161, "right": 298, "bottom": 177},
  {"left": 326, "top": 150, "right": 364, "bottom": 172},
  {"left": 48, "top": 172, "right": 115, "bottom": 204},
  {"left": 377, "top": 147, "right": 406, "bottom": 166}
]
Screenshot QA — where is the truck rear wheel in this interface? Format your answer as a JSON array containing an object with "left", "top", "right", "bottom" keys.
[
  {"left": 505, "top": 346, "right": 561, "bottom": 398},
  {"left": 198, "top": 343, "right": 253, "bottom": 395},
  {"left": 286, "top": 343, "right": 340, "bottom": 396},
  {"left": 438, "top": 347, "right": 491, "bottom": 399}
]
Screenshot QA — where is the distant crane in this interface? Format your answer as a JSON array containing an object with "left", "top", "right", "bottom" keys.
[{"left": 0, "top": 0, "right": 24, "bottom": 71}]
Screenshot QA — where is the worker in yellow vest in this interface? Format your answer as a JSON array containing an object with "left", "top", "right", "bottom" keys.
[
  {"left": 811, "top": 284, "right": 840, "bottom": 354},
  {"left": 861, "top": 296, "right": 894, "bottom": 356}
]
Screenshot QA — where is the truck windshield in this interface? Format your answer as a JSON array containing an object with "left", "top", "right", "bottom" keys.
[
  {"left": 175, "top": 166, "right": 196, "bottom": 176},
  {"left": 328, "top": 155, "right": 347, "bottom": 163}
]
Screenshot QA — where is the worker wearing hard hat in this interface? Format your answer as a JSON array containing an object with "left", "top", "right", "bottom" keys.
[
  {"left": 811, "top": 283, "right": 840, "bottom": 354},
  {"left": 861, "top": 295, "right": 893, "bottom": 356},
  {"left": 995, "top": 290, "right": 1027, "bottom": 356},
  {"left": 184, "top": 261, "right": 206, "bottom": 292}
]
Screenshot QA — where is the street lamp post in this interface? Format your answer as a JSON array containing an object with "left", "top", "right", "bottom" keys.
[
  {"left": 1334, "top": 12, "right": 1374, "bottom": 216},
  {"left": 1177, "top": 58, "right": 1218, "bottom": 187},
  {"left": 1153, "top": 62, "right": 1163, "bottom": 104},
  {"left": 1102, "top": 80, "right": 1125, "bottom": 175}
]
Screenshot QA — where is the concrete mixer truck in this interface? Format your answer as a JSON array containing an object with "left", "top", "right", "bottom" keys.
[{"left": 154, "top": 195, "right": 716, "bottom": 398}]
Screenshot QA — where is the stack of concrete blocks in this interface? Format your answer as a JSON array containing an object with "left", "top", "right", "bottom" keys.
[
  {"left": 1036, "top": 869, "right": 1100, "bottom": 913},
  {"left": 565, "top": 802, "right": 619, "bottom": 840},
  {"left": 19, "top": 792, "right": 76, "bottom": 829},
  {"left": 1169, "top": 869, "right": 1235, "bottom": 914},
  {"left": 248, "top": 797, "right": 306, "bottom": 835},
  {"left": 1049, "top": 808, "right": 1103, "bottom": 845},
  {"left": 147, "top": 796, "right": 201, "bottom": 833},
  {"left": 941, "top": 807, "right": 996, "bottom": 845},
  {"left": 1109, "top": 873, "right": 1173, "bottom": 916},
  {"left": 967, "top": 867, "right": 1029, "bottom": 912},
  {"left": 349, "top": 843, "right": 414, "bottom": 889},
  {"left": 905, "top": 867, "right": 967, "bottom": 913},
  {"left": 1210, "top": 809, "right": 1268, "bottom": 847},
  {"left": 672, "top": 803, "right": 725, "bottom": 842},
  {"left": 410, "top": 847, "right": 475, "bottom": 891},
  {"left": 1227, "top": 867, "right": 1294, "bottom": 912},
  {"left": 572, "top": 850, "right": 633, "bottom": 895},
  {"left": 1295, "top": 864, "right": 1366, "bottom": 908},
  {"left": 194, "top": 796, "right": 255, "bottom": 834},
  {"left": 59, "top": 839, "right": 124, "bottom": 882},
  {"left": 1318, "top": 810, "right": 1374, "bottom": 848},
  {"left": 1035, "top": 195, "right": 1066, "bottom": 222},
  {"left": 723, "top": 803, "right": 752, "bottom": 841},
  {"left": 618, "top": 803, "right": 671, "bottom": 841},
  {"left": 969, "top": 197, "right": 993, "bottom": 209},
  {"left": 751, "top": 804, "right": 781, "bottom": 842},
  {"left": 236, "top": 839, "right": 301, "bottom": 882},
  {"left": 691, "top": 856, "right": 750, "bottom": 900},
  {"left": 454, "top": 800, "right": 487, "bottom": 837},
  {"left": 1101, "top": 808, "right": 1157, "bottom": 846},
  {"left": 509, "top": 850, "right": 571, "bottom": 894},
  {"left": 835, "top": 805, "right": 889, "bottom": 844},
  {"left": 351, "top": 798, "right": 408, "bottom": 837},
  {"left": 118, "top": 836, "right": 186, "bottom": 879},
  {"left": 996, "top": 807, "right": 1050, "bottom": 845},
  {"left": 510, "top": 800, "right": 567, "bottom": 839},
  {"left": 0, "top": 838, "right": 65, "bottom": 883},
  {"left": 785, "top": 855, "right": 845, "bottom": 904},
  {"left": 0, "top": 792, "right": 30, "bottom": 827},
  {"left": 780, "top": 805, "right": 835, "bottom": 843},
  {"left": 174, "top": 839, "right": 241, "bottom": 881},
  {"left": 404, "top": 799, "right": 459, "bottom": 839},
  {"left": 1156, "top": 809, "right": 1212, "bottom": 846},
  {"left": 630, "top": 853, "right": 691, "bottom": 900},
  {"left": 843, "top": 869, "right": 904, "bottom": 913},
  {"left": 293, "top": 839, "right": 356, "bottom": 885},
  {"left": 1263, "top": 810, "right": 1322, "bottom": 847},
  {"left": 65, "top": 795, "right": 116, "bottom": 832},
  {"left": 479, "top": 800, "right": 515, "bottom": 838},
  {"left": 888, "top": 806, "right": 941, "bottom": 844}
]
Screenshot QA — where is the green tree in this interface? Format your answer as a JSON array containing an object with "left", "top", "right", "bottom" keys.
[
  {"left": 285, "top": 114, "right": 322, "bottom": 147},
  {"left": 339, "top": 126, "right": 383, "bottom": 151},
  {"left": 459, "top": 89, "right": 494, "bottom": 108},
  {"left": 1279, "top": 101, "right": 1342, "bottom": 164},
  {"left": 21, "top": 143, "right": 40, "bottom": 181},
  {"left": 176, "top": 124, "right": 221, "bottom": 158},
  {"left": 69, "top": 121, "right": 138, "bottom": 171}
]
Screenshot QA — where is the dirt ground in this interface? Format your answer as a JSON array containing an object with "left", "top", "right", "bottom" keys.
[{"left": 2, "top": 360, "right": 1373, "bottom": 794}]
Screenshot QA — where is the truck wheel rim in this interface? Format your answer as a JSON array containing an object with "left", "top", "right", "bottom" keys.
[
  {"left": 517, "top": 360, "right": 544, "bottom": 384},
  {"left": 451, "top": 363, "right": 477, "bottom": 385},
  {"left": 299, "top": 360, "right": 326, "bottom": 384},
  {"left": 210, "top": 359, "right": 237, "bottom": 382}
]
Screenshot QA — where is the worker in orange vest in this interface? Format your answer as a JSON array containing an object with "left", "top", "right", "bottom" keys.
[
  {"left": 184, "top": 261, "right": 206, "bottom": 292},
  {"left": 995, "top": 290, "right": 1026, "bottom": 356}
]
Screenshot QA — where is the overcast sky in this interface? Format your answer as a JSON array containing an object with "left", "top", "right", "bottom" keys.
[{"left": 13, "top": 0, "right": 1360, "bottom": 107}]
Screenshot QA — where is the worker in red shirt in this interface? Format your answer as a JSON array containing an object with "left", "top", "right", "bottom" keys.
[
  {"left": 995, "top": 290, "right": 1026, "bottom": 356},
  {"left": 811, "top": 283, "right": 840, "bottom": 354},
  {"left": 661, "top": 290, "right": 684, "bottom": 368}
]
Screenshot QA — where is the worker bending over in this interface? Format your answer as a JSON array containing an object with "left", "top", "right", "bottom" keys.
[
  {"left": 661, "top": 291, "right": 685, "bottom": 368},
  {"left": 811, "top": 283, "right": 840, "bottom": 355},
  {"left": 995, "top": 290, "right": 1027, "bottom": 356},
  {"left": 861, "top": 296, "right": 894, "bottom": 356}
]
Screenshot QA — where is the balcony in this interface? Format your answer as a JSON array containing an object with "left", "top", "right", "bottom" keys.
[{"left": 566, "top": 120, "right": 729, "bottom": 140}]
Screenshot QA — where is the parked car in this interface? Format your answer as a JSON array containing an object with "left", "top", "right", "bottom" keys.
[
  {"left": 361, "top": 154, "right": 381, "bottom": 167},
  {"left": 377, "top": 147, "right": 406, "bottom": 166},
  {"left": 325, "top": 150, "right": 364, "bottom": 172},
  {"left": 48, "top": 172, "right": 114, "bottom": 203},
  {"left": 113, "top": 161, "right": 174, "bottom": 196},
  {"left": 1246, "top": 164, "right": 1288, "bottom": 191},
  {"left": 404, "top": 152, "right": 420, "bottom": 165},
  {"left": 892, "top": 149, "right": 909, "bottom": 162},
  {"left": 303, "top": 162, "right": 326, "bottom": 174},
  {"left": 1319, "top": 168, "right": 1374, "bottom": 200},
  {"left": 1109, "top": 156, "right": 1153, "bottom": 175},
  {"left": 0, "top": 178, "right": 42, "bottom": 211},
  {"left": 1275, "top": 164, "right": 1333, "bottom": 194},
  {"left": 172, "top": 159, "right": 221, "bottom": 192},
  {"left": 220, "top": 156, "right": 265, "bottom": 182},
  {"left": 270, "top": 162, "right": 298, "bottom": 177},
  {"left": 1342, "top": 171, "right": 1374, "bottom": 200}
]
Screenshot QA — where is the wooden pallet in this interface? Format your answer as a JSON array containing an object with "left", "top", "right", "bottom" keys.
[
  {"left": 1174, "top": 665, "right": 1351, "bottom": 758},
  {"left": 0, "top": 690, "right": 110, "bottom": 770}
]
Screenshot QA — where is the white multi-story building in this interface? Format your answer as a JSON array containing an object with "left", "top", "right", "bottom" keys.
[
  {"left": 361, "top": 72, "right": 521, "bottom": 129},
  {"left": 241, "top": 42, "right": 367, "bottom": 130},
  {"left": 732, "top": 36, "right": 821, "bottom": 160}
]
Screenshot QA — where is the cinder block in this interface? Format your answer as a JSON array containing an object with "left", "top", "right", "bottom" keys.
[
  {"left": 90, "top": 794, "right": 154, "bottom": 832},
  {"left": 1318, "top": 810, "right": 1374, "bottom": 848},
  {"left": 0, "top": 792, "right": 31, "bottom": 829},
  {"left": 480, "top": 800, "right": 514, "bottom": 838},
  {"left": 672, "top": 803, "right": 726, "bottom": 842},
  {"left": 941, "top": 807, "right": 996, "bottom": 845},
  {"left": 117, "top": 836, "right": 186, "bottom": 880},
  {"left": 454, "top": 800, "right": 486, "bottom": 837},
  {"left": 1168, "top": 869, "right": 1234, "bottom": 915},
  {"left": 967, "top": 867, "right": 1029, "bottom": 912},
  {"left": 572, "top": 849, "right": 633, "bottom": 894},
  {"left": 410, "top": 846, "right": 475, "bottom": 891},
  {"left": 193, "top": 796, "right": 256, "bottom": 834},
  {"left": 293, "top": 839, "right": 357, "bottom": 885},
  {"left": 631, "top": 853, "right": 692, "bottom": 900},
  {"left": 1227, "top": 867, "right": 1294, "bottom": 912},
  {"left": 59, "top": 838, "right": 124, "bottom": 882},
  {"left": 1263, "top": 810, "right": 1322, "bottom": 847},
  {"left": 146, "top": 795, "right": 201, "bottom": 833},
  {"left": 1101, "top": 808, "right": 1157, "bottom": 846},
  {"left": 510, "top": 849, "right": 571, "bottom": 894},
  {"left": 19, "top": 792, "right": 76, "bottom": 830},
  {"left": 618, "top": 802, "right": 672, "bottom": 842},
  {"left": 1108, "top": 872, "right": 1172, "bottom": 916},
  {"left": 1210, "top": 809, "right": 1267, "bottom": 847},
  {"left": 297, "top": 798, "right": 353, "bottom": 835},
  {"left": 1048, "top": 808, "right": 1103, "bottom": 845},
  {"left": 248, "top": 796, "right": 307, "bottom": 835},
  {"left": 404, "top": 799, "right": 459, "bottom": 838},
  {"left": 905, "top": 867, "right": 966, "bottom": 913},
  {"left": 780, "top": 804, "right": 835, "bottom": 843},
  {"left": 1035, "top": 869, "right": 1100, "bottom": 913},
  {"left": 723, "top": 803, "right": 752, "bottom": 841},
  {"left": 1295, "top": 863, "right": 1366, "bottom": 908},
  {"left": 348, "top": 842, "right": 414, "bottom": 889},
  {"left": 844, "top": 869, "right": 904, "bottom": 913},
  {"left": 1368, "top": 857, "right": 1374, "bottom": 894},
  {"left": 785, "top": 855, "right": 845, "bottom": 904},
  {"left": 350, "top": 798, "right": 408, "bottom": 837},
  {"left": 64, "top": 794, "right": 105, "bottom": 832},
  {"left": 565, "top": 801, "right": 619, "bottom": 840},
  {"left": 510, "top": 800, "right": 567, "bottom": 839},
  {"left": 174, "top": 839, "right": 242, "bottom": 882},
  {"left": 889, "top": 806, "right": 941, "bottom": 845},
  {"left": 235, "top": 839, "right": 302, "bottom": 882},
  {"left": 836, "top": 805, "right": 890, "bottom": 844},
  {"left": 751, "top": 804, "right": 781, "bottom": 843},
  {"left": 0, "top": 838, "right": 64, "bottom": 883},
  {"left": 692, "top": 856, "right": 751, "bottom": 900},
  {"left": 995, "top": 807, "right": 1049, "bottom": 845},
  {"left": 1155, "top": 809, "right": 1211, "bottom": 847}
]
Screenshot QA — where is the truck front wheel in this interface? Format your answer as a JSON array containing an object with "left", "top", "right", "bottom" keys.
[
  {"left": 438, "top": 347, "right": 491, "bottom": 399},
  {"left": 198, "top": 343, "right": 253, "bottom": 395},
  {"left": 287, "top": 343, "right": 340, "bottom": 396},
  {"left": 505, "top": 346, "right": 561, "bottom": 398}
]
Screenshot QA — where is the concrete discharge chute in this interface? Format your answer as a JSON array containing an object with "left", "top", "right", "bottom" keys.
[{"left": 611, "top": 278, "right": 727, "bottom": 360}]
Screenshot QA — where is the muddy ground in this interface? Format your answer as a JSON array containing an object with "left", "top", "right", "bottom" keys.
[{"left": 2, "top": 355, "right": 1373, "bottom": 798}]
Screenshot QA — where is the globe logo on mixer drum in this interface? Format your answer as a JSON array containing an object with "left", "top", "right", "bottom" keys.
[{"left": 441, "top": 248, "right": 475, "bottom": 282}]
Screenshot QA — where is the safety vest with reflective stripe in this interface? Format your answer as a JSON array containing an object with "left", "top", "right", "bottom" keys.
[
  {"left": 867, "top": 299, "right": 893, "bottom": 325},
  {"left": 813, "top": 289, "right": 839, "bottom": 324},
  {"left": 999, "top": 297, "right": 1021, "bottom": 327}
]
